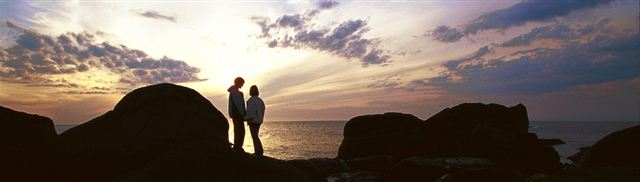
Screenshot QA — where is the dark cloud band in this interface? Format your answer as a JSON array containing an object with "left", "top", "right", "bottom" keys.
[
  {"left": 430, "top": 0, "right": 613, "bottom": 42},
  {"left": 418, "top": 20, "right": 639, "bottom": 95}
]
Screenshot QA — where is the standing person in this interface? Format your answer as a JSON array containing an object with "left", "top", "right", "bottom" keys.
[
  {"left": 228, "top": 77, "right": 246, "bottom": 152},
  {"left": 245, "top": 85, "right": 265, "bottom": 157}
]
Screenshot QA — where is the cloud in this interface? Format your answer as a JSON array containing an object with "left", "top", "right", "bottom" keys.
[
  {"left": 251, "top": 4, "right": 391, "bottom": 66},
  {"left": 0, "top": 21, "right": 204, "bottom": 92},
  {"left": 500, "top": 19, "right": 612, "bottom": 47},
  {"left": 317, "top": 0, "right": 339, "bottom": 10},
  {"left": 367, "top": 74, "right": 401, "bottom": 90},
  {"left": 430, "top": 0, "right": 613, "bottom": 42},
  {"left": 430, "top": 25, "right": 465, "bottom": 42},
  {"left": 135, "top": 10, "right": 177, "bottom": 23},
  {"left": 418, "top": 20, "right": 640, "bottom": 95}
]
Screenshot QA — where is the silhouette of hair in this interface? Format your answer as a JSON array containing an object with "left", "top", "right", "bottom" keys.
[
  {"left": 250, "top": 85, "right": 259, "bottom": 96},
  {"left": 234, "top": 77, "right": 245, "bottom": 86}
]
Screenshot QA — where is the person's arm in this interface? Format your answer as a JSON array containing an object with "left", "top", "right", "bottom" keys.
[
  {"left": 245, "top": 99, "right": 255, "bottom": 121},
  {"left": 232, "top": 91, "right": 245, "bottom": 117},
  {"left": 258, "top": 99, "right": 266, "bottom": 122}
]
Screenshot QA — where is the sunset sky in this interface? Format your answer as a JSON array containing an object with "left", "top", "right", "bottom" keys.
[{"left": 1, "top": 0, "right": 639, "bottom": 124}]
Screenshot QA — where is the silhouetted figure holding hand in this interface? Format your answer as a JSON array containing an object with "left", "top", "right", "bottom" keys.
[
  {"left": 228, "top": 77, "right": 246, "bottom": 152},
  {"left": 245, "top": 85, "right": 265, "bottom": 157}
]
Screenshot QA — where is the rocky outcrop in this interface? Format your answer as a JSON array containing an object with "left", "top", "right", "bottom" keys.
[
  {"left": 419, "top": 103, "right": 529, "bottom": 157},
  {"left": 0, "top": 106, "right": 57, "bottom": 181},
  {"left": 337, "top": 103, "right": 561, "bottom": 179},
  {"left": 338, "top": 112, "right": 424, "bottom": 160},
  {"left": 54, "top": 83, "right": 308, "bottom": 182},
  {"left": 536, "top": 125, "right": 640, "bottom": 182},
  {"left": 577, "top": 125, "right": 640, "bottom": 167},
  {"left": 419, "top": 103, "right": 561, "bottom": 175}
]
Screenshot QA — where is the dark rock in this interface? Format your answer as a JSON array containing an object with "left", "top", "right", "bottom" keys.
[
  {"left": 386, "top": 157, "right": 495, "bottom": 182},
  {"left": 538, "top": 139, "right": 566, "bottom": 146},
  {"left": 524, "top": 173, "right": 549, "bottom": 182},
  {"left": 577, "top": 125, "right": 640, "bottom": 167},
  {"left": 327, "top": 171, "right": 381, "bottom": 182},
  {"left": 287, "top": 158, "right": 349, "bottom": 182},
  {"left": 114, "top": 144, "right": 309, "bottom": 182},
  {"left": 337, "top": 112, "right": 423, "bottom": 160},
  {"left": 55, "top": 83, "right": 308, "bottom": 182},
  {"left": 496, "top": 132, "right": 561, "bottom": 175},
  {"left": 347, "top": 155, "right": 395, "bottom": 173},
  {"left": 437, "top": 168, "right": 524, "bottom": 182},
  {"left": 541, "top": 166, "right": 640, "bottom": 182},
  {"left": 567, "top": 147, "right": 590, "bottom": 164},
  {"left": 336, "top": 103, "right": 561, "bottom": 177},
  {"left": 421, "top": 103, "right": 561, "bottom": 176},
  {"left": 420, "top": 103, "right": 529, "bottom": 157},
  {"left": 0, "top": 105, "right": 57, "bottom": 181}
]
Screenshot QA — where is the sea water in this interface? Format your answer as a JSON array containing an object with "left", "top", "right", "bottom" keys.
[{"left": 55, "top": 121, "right": 638, "bottom": 161}]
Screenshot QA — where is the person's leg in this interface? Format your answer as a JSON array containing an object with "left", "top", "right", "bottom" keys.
[
  {"left": 232, "top": 117, "right": 245, "bottom": 152},
  {"left": 249, "top": 123, "right": 263, "bottom": 156}
]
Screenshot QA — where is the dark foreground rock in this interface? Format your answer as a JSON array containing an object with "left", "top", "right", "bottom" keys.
[
  {"left": 54, "top": 83, "right": 308, "bottom": 182},
  {"left": 540, "top": 166, "right": 640, "bottom": 182},
  {"left": 540, "top": 125, "right": 640, "bottom": 182},
  {"left": 287, "top": 158, "right": 349, "bottom": 182},
  {"left": 577, "top": 125, "right": 640, "bottom": 167},
  {"left": 337, "top": 112, "right": 423, "bottom": 160},
  {"left": 386, "top": 157, "right": 497, "bottom": 182},
  {"left": 0, "top": 106, "right": 57, "bottom": 181}
]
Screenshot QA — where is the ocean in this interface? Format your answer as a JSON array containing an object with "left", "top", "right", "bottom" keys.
[{"left": 55, "top": 121, "right": 638, "bottom": 162}]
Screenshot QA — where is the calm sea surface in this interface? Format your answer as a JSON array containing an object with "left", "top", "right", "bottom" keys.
[{"left": 55, "top": 121, "right": 638, "bottom": 161}]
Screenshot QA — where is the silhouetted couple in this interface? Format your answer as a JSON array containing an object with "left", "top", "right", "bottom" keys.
[{"left": 228, "top": 77, "right": 265, "bottom": 157}]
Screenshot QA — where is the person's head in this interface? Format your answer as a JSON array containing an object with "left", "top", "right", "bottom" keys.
[
  {"left": 249, "top": 85, "right": 259, "bottom": 96},
  {"left": 234, "top": 77, "right": 245, "bottom": 88}
]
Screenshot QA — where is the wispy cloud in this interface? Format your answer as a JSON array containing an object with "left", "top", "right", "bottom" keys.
[{"left": 134, "top": 10, "right": 177, "bottom": 23}]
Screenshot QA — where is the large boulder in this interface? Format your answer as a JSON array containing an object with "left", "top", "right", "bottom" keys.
[
  {"left": 0, "top": 106, "right": 57, "bottom": 181},
  {"left": 577, "top": 125, "right": 640, "bottom": 167},
  {"left": 420, "top": 103, "right": 529, "bottom": 157},
  {"left": 337, "top": 112, "right": 424, "bottom": 160},
  {"left": 336, "top": 103, "right": 561, "bottom": 177},
  {"left": 55, "top": 83, "right": 308, "bottom": 182},
  {"left": 420, "top": 103, "right": 560, "bottom": 175}
]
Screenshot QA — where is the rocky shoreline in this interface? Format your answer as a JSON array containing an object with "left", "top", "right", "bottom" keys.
[{"left": 2, "top": 83, "right": 638, "bottom": 182}]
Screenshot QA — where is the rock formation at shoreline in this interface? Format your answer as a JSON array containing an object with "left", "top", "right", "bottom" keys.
[
  {"left": 338, "top": 103, "right": 561, "bottom": 177},
  {"left": 1, "top": 106, "right": 57, "bottom": 181},
  {"left": 1, "top": 83, "right": 638, "bottom": 182}
]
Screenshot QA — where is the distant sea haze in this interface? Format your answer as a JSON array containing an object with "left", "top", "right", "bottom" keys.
[{"left": 55, "top": 121, "right": 638, "bottom": 161}]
